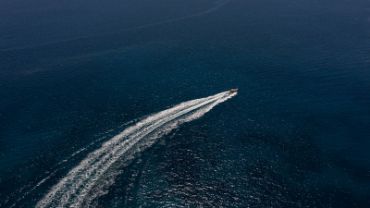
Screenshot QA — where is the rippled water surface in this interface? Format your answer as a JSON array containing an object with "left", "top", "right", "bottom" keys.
[{"left": 1, "top": 0, "right": 370, "bottom": 207}]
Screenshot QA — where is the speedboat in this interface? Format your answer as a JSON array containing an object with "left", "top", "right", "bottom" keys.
[{"left": 229, "top": 88, "right": 238, "bottom": 94}]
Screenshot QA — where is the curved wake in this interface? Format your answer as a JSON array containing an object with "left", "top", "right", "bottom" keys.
[{"left": 36, "top": 90, "right": 237, "bottom": 208}]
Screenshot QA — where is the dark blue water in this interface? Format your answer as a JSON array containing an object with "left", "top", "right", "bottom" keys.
[{"left": 1, "top": 0, "right": 370, "bottom": 207}]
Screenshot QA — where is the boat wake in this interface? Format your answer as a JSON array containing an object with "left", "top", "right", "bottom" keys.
[{"left": 36, "top": 90, "right": 237, "bottom": 208}]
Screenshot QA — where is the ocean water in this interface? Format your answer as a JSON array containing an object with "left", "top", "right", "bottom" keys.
[{"left": 1, "top": 0, "right": 370, "bottom": 207}]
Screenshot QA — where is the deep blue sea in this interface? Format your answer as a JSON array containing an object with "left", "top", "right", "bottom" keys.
[{"left": 1, "top": 0, "right": 370, "bottom": 207}]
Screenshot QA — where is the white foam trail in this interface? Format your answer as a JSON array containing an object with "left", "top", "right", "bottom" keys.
[
  {"left": 8, "top": 121, "right": 136, "bottom": 208},
  {"left": 36, "top": 90, "right": 237, "bottom": 208}
]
